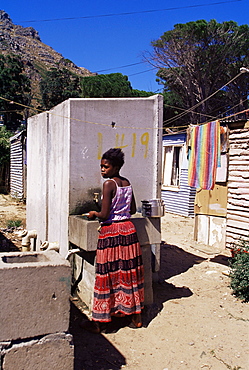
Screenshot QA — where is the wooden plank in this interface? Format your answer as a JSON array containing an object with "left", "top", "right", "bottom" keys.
[
  {"left": 228, "top": 199, "right": 249, "bottom": 208},
  {"left": 194, "top": 184, "right": 227, "bottom": 217},
  {"left": 227, "top": 203, "right": 249, "bottom": 212},
  {"left": 228, "top": 182, "right": 249, "bottom": 188},
  {"left": 226, "top": 219, "right": 249, "bottom": 230},
  {"left": 227, "top": 213, "right": 249, "bottom": 223},
  {"left": 226, "top": 226, "right": 249, "bottom": 237}
]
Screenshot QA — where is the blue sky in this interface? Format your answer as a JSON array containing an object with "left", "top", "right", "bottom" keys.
[{"left": 1, "top": 0, "right": 247, "bottom": 92}]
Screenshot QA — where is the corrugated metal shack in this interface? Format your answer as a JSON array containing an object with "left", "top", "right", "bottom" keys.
[
  {"left": 9, "top": 131, "right": 27, "bottom": 200},
  {"left": 226, "top": 127, "right": 249, "bottom": 248},
  {"left": 193, "top": 125, "right": 229, "bottom": 249},
  {"left": 161, "top": 133, "right": 196, "bottom": 217},
  {"left": 193, "top": 120, "right": 249, "bottom": 251}
]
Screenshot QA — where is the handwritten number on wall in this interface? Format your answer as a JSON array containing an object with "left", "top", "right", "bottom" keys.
[{"left": 97, "top": 132, "right": 149, "bottom": 159}]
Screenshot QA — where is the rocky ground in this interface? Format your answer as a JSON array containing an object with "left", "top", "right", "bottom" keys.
[{"left": 0, "top": 194, "right": 248, "bottom": 370}]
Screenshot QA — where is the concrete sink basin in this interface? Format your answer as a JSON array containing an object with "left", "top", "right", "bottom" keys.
[
  {"left": 68, "top": 213, "right": 161, "bottom": 251},
  {"left": 0, "top": 250, "right": 71, "bottom": 342}
]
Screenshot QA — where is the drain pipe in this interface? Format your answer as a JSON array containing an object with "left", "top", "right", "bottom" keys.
[
  {"left": 20, "top": 230, "right": 37, "bottom": 252},
  {"left": 40, "top": 241, "right": 59, "bottom": 252},
  {"left": 65, "top": 248, "right": 81, "bottom": 260}
]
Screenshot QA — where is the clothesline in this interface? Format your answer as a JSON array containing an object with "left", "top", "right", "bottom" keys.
[
  {"left": 0, "top": 94, "right": 248, "bottom": 132},
  {"left": 163, "top": 107, "right": 249, "bottom": 136}
]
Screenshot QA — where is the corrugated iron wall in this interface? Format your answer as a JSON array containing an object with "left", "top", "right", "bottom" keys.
[
  {"left": 226, "top": 128, "right": 249, "bottom": 248},
  {"left": 161, "top": 168, "right": 196, "bottom": 217},
  {"left": 161, "top": 133, "right": 196, "bottom": 218},
  {"left": 10, "top": 133, "right": 25, "bottom": 199}
]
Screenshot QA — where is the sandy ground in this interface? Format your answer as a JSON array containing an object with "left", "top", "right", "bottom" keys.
[{"left": 0, "top": 195, "right": 248, "bottom": 370}]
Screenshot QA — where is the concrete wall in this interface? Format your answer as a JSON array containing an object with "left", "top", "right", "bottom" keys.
[
  {"left": 27, "top": 96, "right": 163, "bottom": 257},
  {"left": 27, "top": 112, "right": 50, "bottom": 244}
]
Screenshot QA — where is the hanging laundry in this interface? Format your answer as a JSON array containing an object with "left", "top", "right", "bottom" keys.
[{"left": 188, "top": 120, "right": 221, "bottom": 190}]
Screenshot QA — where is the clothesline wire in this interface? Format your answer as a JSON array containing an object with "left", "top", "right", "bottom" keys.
[
  {"left": 162, "top": 107, "right": 249, "bottom": 136},
  {"left": 0, "top": 95, "right": 163, "bottom": 130},
  {"left": 162, "top": 71, "right": 244, "bottom": 126},
  {"left": 164, "top": 104, "right": 218, "bottom": 121},
  {"left": 162, "top": 97, "right": 249, "bottom": 136},
  {"left": 165, "top": 96, "right": 249, "bottom": 122},
  {"left": 0, "top": 77, "right": 248, "bottom": 131}
]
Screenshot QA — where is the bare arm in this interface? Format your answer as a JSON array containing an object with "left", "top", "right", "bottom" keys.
[
  {"left": 130, "top": 191, "right": 137, "bottom": 215},
  {"left": 88, "top": 180, "right": 114, "bottom": 221}
]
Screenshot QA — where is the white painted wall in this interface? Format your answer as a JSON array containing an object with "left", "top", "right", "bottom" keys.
[
  {"left": 27, "top": 96, "right": 163, "bottom": 256},
  {"left": 27, "top": 112, "right": 49, "bottom": 244}
]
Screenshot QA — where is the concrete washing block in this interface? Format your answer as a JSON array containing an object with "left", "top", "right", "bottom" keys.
[
  {"left": 68, "top": 214, "right": 161, "bottom": 251},
  {"left": 0, "top": 251, "right": 71, "bottom": 342},
  {"left": 69, "top": 214, "right": 160, "bottom": 308},
  {"left": 68, "top": 216, "right": 99, "bottom": 251},
  {"left": 2, "top": 333, "right": 74, "bottom": 370}
]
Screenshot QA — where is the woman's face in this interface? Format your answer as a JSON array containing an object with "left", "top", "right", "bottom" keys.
[{"left": 100, "top": 159, "right": 118, "bottom": 178}]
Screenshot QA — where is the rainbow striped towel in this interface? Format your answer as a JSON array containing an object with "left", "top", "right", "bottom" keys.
[{"left": 188, "top": 120, "right": 221, "bottom": 190}]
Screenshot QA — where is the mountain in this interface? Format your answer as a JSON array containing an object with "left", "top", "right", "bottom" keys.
[{"left": 0, "top": 10, "right": 93, "bottom": 103}]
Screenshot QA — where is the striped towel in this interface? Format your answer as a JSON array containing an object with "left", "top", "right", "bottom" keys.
[{"left": 188, "top": 120, "right": 221, "bottom": 190}]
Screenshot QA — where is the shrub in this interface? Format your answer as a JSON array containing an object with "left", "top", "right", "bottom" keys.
[
  {"left": 6, "top": 220, "right": 22, "bottom": 229},
  {"left": 230, "top": 238, "right": 249, "bottom": 302}
]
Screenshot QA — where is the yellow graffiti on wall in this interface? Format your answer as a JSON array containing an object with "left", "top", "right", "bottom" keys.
[{"left": 97, "top": 132, "right": 149, "bottom": 159}]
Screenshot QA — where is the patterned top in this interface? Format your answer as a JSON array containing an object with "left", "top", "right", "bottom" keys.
[{"left": 103, "top": 179, "right": 132, "bottom": 223}]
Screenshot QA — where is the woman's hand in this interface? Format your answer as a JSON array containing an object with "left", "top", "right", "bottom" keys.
[{"left": 88, "top": 211, "right": 97, "bottom": 220}]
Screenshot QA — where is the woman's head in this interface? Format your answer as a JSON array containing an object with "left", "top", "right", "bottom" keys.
[{"left": 102, "top": 148, "right": 125, "bottom": 170}]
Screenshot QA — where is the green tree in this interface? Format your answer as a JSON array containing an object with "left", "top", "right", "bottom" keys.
[
  {"left": 0, "top": 55, "right": 31, "bottom": 131},
  {"left": 147, "top": 20, "right": 249, "bottom": 127},
  {"left": 81, "top": 72, "right": 155, "bottom": 98},
  {"left": 81, "top": 73, "right": 133, "bottom": 98},
  {"left": 40, "top": 68, "right": 81, "bottom": 109},
  {"left": 131, "top": 89, "right": 154, "bottom": 97}
]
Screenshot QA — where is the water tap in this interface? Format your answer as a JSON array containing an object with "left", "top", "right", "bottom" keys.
[{"left": 93, "top": 192, "right": 99, "bottom": 203}]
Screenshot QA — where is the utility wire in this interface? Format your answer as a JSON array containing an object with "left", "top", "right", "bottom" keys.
[
  {"left": 129, "top": 67, "right": 158, "bottom": 77},
  {"left": 93, "top": 64, "right": 158, "bottom": 78},
  {"left": 95, "top": 62, "right": 143, "bottom": 73},
  {"left": 19, "top": 0, "right": 242, "bottom": 23}
]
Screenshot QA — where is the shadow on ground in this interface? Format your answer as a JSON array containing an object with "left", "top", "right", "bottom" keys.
[
  {"left": 142, "top": 242, "right": 231, "bottom": 327},
  {"left": 69, "top": 242, "right": 206, "bottom": 368},
  {"left": 142, "top": 242, "right": 204, "bottom": 327},
  {"left": 0, "top": 231, "right": 20, "bottom": 252},
  {"left": 70, "top": 303, "right": 127, "bottom": 370},
  {"left": 69, "top": 242, "right": 231, "bottom": 368}
]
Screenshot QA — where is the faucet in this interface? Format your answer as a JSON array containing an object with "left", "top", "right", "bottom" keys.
[
  {"left": 93, "top": 192, "right": 101, "bottom": 211},
  {"left": 93, "top": 192, "right": 99, "bottom": 203}
]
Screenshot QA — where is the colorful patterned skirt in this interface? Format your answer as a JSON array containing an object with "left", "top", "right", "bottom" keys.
[{"left": 92, "top": 220, "right": 144, "bottom": 322}]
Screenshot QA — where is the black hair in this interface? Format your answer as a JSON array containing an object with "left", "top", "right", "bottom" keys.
[{"left": 102, "top": 148, "right": 125, "bottom": 169}]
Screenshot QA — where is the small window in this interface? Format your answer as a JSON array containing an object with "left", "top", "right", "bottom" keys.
[{"left": 162, "top": 145, "right": 182, "bottom": 188}]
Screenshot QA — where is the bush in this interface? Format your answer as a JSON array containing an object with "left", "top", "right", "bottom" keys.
[
  {"left": 6, "top": 219, "right": 22, "bottom": 229},
  {"left": 230, "top": 238, "right": 249, "bottom": 302}
]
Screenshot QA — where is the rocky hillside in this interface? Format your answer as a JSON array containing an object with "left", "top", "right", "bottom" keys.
[{"left": 0, "top": 10, "right": 93, "bottom": 103}]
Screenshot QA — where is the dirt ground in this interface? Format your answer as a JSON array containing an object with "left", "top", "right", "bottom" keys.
[
  {"left": 0, "top": 194, "right": 26, "bottom": 251},
  {"left": 0, "top": 194, "right": 248, "bottom": 370}
]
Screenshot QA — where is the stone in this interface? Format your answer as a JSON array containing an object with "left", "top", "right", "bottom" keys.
[{"left": 2, "top": 333, "right": 74, "bottom": 370}]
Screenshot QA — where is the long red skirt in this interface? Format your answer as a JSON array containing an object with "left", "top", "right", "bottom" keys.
[{"left": 92, "top": 220, "right": 144, "bottom": 322}]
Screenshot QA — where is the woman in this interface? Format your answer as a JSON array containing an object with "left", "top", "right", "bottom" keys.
[{"left": 83, "top": 148, "right": 144, "bottom": 333}]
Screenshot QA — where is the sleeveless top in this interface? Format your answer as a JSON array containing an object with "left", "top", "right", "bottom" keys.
[{"left": 103, "top": 179, "right": 133, "bottom": 223}]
